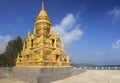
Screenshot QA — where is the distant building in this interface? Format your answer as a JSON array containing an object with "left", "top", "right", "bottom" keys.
[{"left": 16, "top": 2, "right": 70, "bottom": 67}]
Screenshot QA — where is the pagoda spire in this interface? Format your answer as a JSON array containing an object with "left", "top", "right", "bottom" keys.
[
  {"left": 42, "top": 2, "right": 44, "bottom": 10},
  {"left": 35, "top": 2, "right": 51, "bottom": 25}
]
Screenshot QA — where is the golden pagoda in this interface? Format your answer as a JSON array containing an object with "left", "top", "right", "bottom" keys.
[{"left": 16, "top": 2, "right": 70, "bottom": 67}]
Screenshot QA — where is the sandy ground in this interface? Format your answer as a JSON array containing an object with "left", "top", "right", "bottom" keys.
[
  {"left": 0, "top": 69, "right": 120, "bottom": 83},
  {"left": 51, "top": 70, "right": 120, "bottom": 83}
]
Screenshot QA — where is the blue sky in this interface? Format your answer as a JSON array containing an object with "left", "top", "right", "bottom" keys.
[{"left": 0, "top": 0, "right": 120, "bottom": 65}]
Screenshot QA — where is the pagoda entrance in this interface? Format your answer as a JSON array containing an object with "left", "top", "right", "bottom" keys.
[{"left": 56, "top": 54, "right": 60, "bottom": 61}]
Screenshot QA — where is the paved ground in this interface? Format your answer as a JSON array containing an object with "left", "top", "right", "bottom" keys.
[
  {"left": 51, "top": 70, "right": 120, "bottom": 83},
  {"left": 0, "top": 69, "right": 120, "bottom": 83},
  {"left": 0, "top": 68, "right": 29, "bottom": 83}
]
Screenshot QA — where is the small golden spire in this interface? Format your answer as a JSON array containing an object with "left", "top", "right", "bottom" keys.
[
  {"left": 50, "top": 28, "right": 53, "bottom": 34},
  {"left": 56, "top": 31, "right": 59, "bottom": 37},
  {"left": 28, "top": 29, "right": 30, "bottom": 36},
  {"left": 67, "top": 56, "right": 70, "bottom": 59},
  {"left": 17, "top": 53, "right": 20, "bottom": 60},
  {"left": 62, "top": 42, "right": 64, "bottom": 51},
  {"left": 66, "top": 56, "right": 70, "bottom": 63},
  {"left": 42, "top": 2, "right": 44, "bottom": 10}
]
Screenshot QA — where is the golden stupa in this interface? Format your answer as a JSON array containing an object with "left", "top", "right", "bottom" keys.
[{"left": 16, "top": 2, "right": 70, "bottom": 67}]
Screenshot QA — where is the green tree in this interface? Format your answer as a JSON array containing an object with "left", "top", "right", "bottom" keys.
[
  {"left": 0, "top": 53, "right": 7, "bottom": 67},
  {"left": 0, "top": 36, "right": 23, "bottom": 67}
]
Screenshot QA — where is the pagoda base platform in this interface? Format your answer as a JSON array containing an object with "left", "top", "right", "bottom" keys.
[{"left": 12, "top": 67, "right": 85, "bottom": 83}]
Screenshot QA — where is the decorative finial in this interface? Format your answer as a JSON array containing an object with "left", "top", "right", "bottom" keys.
[
  {"left": 66, "top": 56, "right": 70, "bottom": 63},
  {"left": 62, "top": 42, "right": 64, "bottom": 51},
  {"left": 17, "top": 53, "right": 20, "bottom": 59},
  {"left": 56, "top": 31, "right": 59, "bottom": 36},
  {"left": 28, "top": 29, "right": 30, "bottom": 36},
  {"left": 67, "top": 56, "right": 69, "bottom": 59},
  {"left": 42, "top": 2, "right": 44, "bottom": 10},
  {"left": 50, "top": 28, "right": 53, "bottom": 34}
]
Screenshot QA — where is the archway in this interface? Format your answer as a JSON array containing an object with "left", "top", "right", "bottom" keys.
[{"left": 56, "top": 54, "right": 60, "bottom": 61}]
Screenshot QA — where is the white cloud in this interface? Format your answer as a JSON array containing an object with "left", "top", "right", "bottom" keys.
[
  {"left": 53, "top": 13, "right": 83, "bottom": 46},
  {"left": 112, "top": 39, "right": 120, "bottom": 48},
  {"left": 108, "top": 7, "right": 120, "bottom": 23},
  {"left": 0, "top": 35, "right": 12, "bottom": 54}
]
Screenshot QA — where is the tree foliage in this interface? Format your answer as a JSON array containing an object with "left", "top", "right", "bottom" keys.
[{"left": 0, "top": 36, "right": 23, "bottom": 67}]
